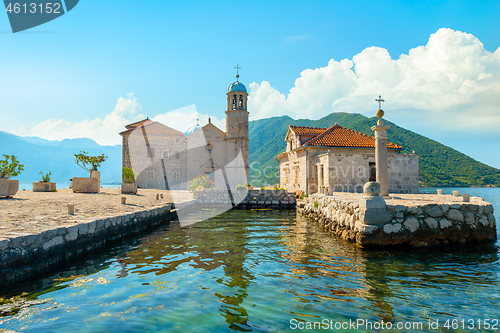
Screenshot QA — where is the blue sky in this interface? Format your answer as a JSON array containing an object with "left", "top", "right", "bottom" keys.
[{"left": 1, "top": 0, "right": 500, "bottom": 168}]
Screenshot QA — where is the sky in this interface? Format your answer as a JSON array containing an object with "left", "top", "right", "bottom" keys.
[{"left": 1, "top": 0, "right": 499, "bottom": 168}]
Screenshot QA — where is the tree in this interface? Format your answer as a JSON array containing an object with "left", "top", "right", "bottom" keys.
[{"left": 74, "top": 151, "right": 108, "bottom": 177}]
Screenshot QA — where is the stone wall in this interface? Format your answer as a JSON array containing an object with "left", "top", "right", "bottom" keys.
[
  {"left": 0, "top": 203, "right": 186, "bottom": 286},
  {"left": 193, "top": 189, "right": 296, "bottom": 209},
  {"left": 301, "top": 193, "right": 496, "bottom": 247}
]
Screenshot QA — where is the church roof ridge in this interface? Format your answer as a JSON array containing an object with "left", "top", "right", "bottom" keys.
[
  {"left": 120, "top": 119, "right": 184, "bottom": 136},
  {"left": 303, "top": 123, "right": 402, "bottom": 149}
]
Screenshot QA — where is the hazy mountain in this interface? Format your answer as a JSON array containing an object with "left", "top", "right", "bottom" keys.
[
  {"left": 248, "top": 113, "right": 500, "bottom": 187},
  {"left": 2, "top": 112, "right": 499, "bottom": 188},
  {"left": 0, "top": 131, "right": 122, "bottom": 185}
]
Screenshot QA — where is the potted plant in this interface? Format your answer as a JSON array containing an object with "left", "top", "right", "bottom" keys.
[
  {"left": 0, "top": 155, "right": 24, "bottom": 198},
  {"left": 33, "top": 171, "right": 57, "bottom": 192},
  {"left": 121, "top": 167, "right": 137, "bottom": 194},
  {"left": 72, "top": 151, "right": 108, "bottom": 193}
]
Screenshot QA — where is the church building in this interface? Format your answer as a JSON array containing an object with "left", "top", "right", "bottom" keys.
[
  {"left": 276, "top": 124, "right": 419, "bottom": 194},
  {"left": 120, "top": 74, "right": 249, "bottom": 190}
]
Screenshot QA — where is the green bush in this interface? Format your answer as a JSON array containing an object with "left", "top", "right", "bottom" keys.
[
  {"left": 314, "top": 202, "right": 318, "bottom": 208},
  {"left": 0, "top": 155, "right": 24, "bottom": 179},
  {"left": 300, "top": 192, "right": 307, "bottom": 200},
  {"left": 235, "top": 184, "right": 247, "bottom": 190},
  {"left": 188, "top": 173, "right": 215, "bottom": 192},
  {"left": 39, "top": 171, "right": 51, "bottom": 182},
  {"left": 122, "top": 167, "right": 136, "bottom": 184}
]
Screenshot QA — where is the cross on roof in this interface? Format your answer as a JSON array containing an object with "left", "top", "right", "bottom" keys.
[
  {"left": 375, "top": 95, "right": 385, "bottom": 109},
  {"left": 235, "top": 64, "right": 241, "bottom": 80}
]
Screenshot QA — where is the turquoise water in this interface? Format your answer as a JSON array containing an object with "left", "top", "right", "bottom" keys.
[{"left": 0, "top": 188, "right": 499, "bottom": 332}]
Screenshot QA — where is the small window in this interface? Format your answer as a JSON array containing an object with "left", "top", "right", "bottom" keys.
[
  {"left": 175, "top": 152, "right": 180, "bottom": 159},
  {"left": 176, "top": 138, "right": 181, "bottom": 143},
  {"left": 162, "top": 151, "right": 169, "bottom": 159},
  {"left": 147, "top": 171, "right": 154, "bottom": 180},
  {"left": 147, "top": 147, "right": 155, "bottom": 158},
  {"left": 173, "top": 171, "right": 180, "bottom": 180}
]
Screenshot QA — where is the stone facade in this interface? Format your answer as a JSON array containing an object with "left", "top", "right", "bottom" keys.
[
  {"left": 278, "top": 125, "right": 419, "bottom": 195},
  {"left": 300, "top": 193, "right": 496, "bottom": 247},
  {"left": 120, "top": 76, "right": 249, "bottom": 190}
]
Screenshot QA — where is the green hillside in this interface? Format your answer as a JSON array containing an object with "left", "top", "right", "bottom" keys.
[{"left": 248, "top": 113, "right": 500, "bottom": 187}]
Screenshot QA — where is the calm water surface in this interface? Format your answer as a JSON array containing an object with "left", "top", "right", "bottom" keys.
[{"left": 1, "top": 188, "right": 499, "bottom": 332}]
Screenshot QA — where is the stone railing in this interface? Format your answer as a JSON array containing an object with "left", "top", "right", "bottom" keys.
[
  {"left": 301, "top": 193, "right": 496, "bottom": 247},
  {"left": 193, "top": 189, "right": 296, "bottom": 209}
]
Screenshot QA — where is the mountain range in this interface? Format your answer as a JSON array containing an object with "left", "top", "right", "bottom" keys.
[
  {"left": 0, "top": 131, "right": 122, "bottom": 186},
  {"left": 1, "top": 112, "right": 499, "bottom": 188}
]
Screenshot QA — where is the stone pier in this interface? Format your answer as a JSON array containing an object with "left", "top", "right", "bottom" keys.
[
  {"left": 0, "top": 188, "right": 196, "bottom": 286},
  {"left": 299, "top": 192, "right": 496, "bottom": 247}
]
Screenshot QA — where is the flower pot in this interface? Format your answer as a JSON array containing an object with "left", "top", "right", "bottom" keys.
[
  {"left": 33, "top": 181, "right": 57, "bottom": 192},
  {"left": 72, "top": 177, "right": 100, "bottom": 193},
  {"left": 0, "top": 179, "right": 19, "bottom": 198},
  {"left": 121, "top": 182, "right": 137, "bottom": 194}
]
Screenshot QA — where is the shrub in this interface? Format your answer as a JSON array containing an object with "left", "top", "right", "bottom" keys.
[
  {"left": 39, "top": 171, "right": 51, "bottom": 182},
  {"left": 188, "top": 173, "right": 215, "bottom": 192},
  {"left": 235, "top": 184, "right": 247, "bottom": 190},
  {"left": 314, "top": 202, "right": 318, "bottom": 208},
  {"left": 122, "top": 167, "right": 136, "bottom": 184},
  {"left": 300, "top": 192, "right": 307, "bottom": 200},
  {"left": 0, "top": 155, "right": 24, "bottom": 179},
  {"left": 74, "top": 151, "right": 108, "bottom": 176}
]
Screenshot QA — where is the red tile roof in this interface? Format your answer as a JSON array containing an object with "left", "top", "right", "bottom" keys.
[
  {"left": 304, "top": 124, "right": 402, "bottom": 149},
  {"left": 289, "top": 125, "right": 327, "bottom": 135},
  {"left": 120, "top": 120, "right": 184, "bottom": 136}
]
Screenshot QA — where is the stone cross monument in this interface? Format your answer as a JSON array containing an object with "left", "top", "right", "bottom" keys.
[{"left": 371, "top": 96, "right": 391, "bottom": 196}]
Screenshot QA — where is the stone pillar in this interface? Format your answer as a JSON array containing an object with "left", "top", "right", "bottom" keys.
[{"left": 371, "top": 119, "right": 391, "bottom": 196}]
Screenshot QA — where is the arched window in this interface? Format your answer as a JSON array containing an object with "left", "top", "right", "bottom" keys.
[
  {"left": 238, "top": 95, "right": 243, "bottom": 110},
  {"left": 232, "top": 95, "right": 237, "bottom": 110}
]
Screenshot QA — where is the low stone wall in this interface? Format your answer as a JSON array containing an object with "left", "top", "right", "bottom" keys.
[
  {"left": 0, "top": 202, "right": 197, "bottom": 286},
  {"left": 300, "top": 193, "right": 496, "bottom": 247},
  {"left": 193, "top": 189, "right": 296, "bottom": 209}
]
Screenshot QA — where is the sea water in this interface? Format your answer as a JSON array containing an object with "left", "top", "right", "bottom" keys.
[{"left": 0, "top": 188, "right": 499, "bottom": 332}]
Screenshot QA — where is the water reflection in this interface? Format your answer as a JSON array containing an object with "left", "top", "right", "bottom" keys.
[{"left": 1, "top": 208, "right": 500, "bottom": 332}]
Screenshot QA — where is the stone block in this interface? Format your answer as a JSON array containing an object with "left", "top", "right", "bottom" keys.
[
  {"left": 478, "top": 206, "right": 484, "bottom": 215},
  {"left": 384, "top": 223, "right": 402, "bottom": 234},
  {"left": 404, "top": 217, "right": 419, "bottom": 232},
  {"left": 395, "top": 212, "right": 404, "bottom": 218},
  {"left": 450, "top": 204, "right": 461, "bottom": 210},
  {"left": 359, "top": 208, "right": 393, "bottom": 225},
  {"left": 0, "top": 239, "right": 9, "bottom": 251},
  {"left": 43, "top": 236, "right": 64, "bottom": 250},
  {"left": 408, "top": 206, "right": 422, "bottom": 215},
  {"left": 95, "top": 219, "right": 104, "bottom": 230},
  {"left": 425, "top": 217, "right": 438, "bottom": 229},
  {"left": 448, "top": 209, "right": 464, "bottom": 222},
  {"left": 394, "top": 205, "right": 405, "bottom": 212},
  {"left": 440, "top": 204, "right": 449, "bottom": 213},
  {"left": 33, "top": 182, "right": 57, "bottom": 192},
  {"left": 360, "top": 197, "right": 386, "bottom": 209},
  {"left": 65, "top": 226, "right": 79, "bottom": 241},
  {"left": 78, "top": 223, "right": 89, "bottom": 235},
  {"left": 424, "top": 205, "right": 443, "bottom": 218},
  {"left": 484, "top": 205, "right": 494, "bottom": 215},
  {"left": 479, "top": 217, "right": 489, "bottom": 226},
  {"left": 439, "top": 219, "right": 452, "bottom": 229},
  {"left": 488, "top": 213, "right": 496, "bottom": 226},
  {"left": 464, "top": 212, "right": 475, "bottom": 225},
  {"left": 88, "top": 221, "right": 97, "bottom": 234}
]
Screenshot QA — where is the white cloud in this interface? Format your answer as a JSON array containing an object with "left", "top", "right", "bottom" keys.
[
  {"left": 248, "top": 28, "right": 500, "bottom": 133},
  {"left": 16, "top": 97, "right": 226, "bottom": 146},
  {"left": 16, "top": 93, "right": 145, "bottom": 146}
]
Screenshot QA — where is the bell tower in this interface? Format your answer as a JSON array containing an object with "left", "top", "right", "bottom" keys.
[{"left": 225, "top": 65, "right": 249, "bottom": 181}]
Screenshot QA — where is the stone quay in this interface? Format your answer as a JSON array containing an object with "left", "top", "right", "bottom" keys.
[
  {"left": 299, "top": 186, "right": 496, "bottom": 247},
  {"left": 0, "top": 188, "right": 195, "bottom": 286}
]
